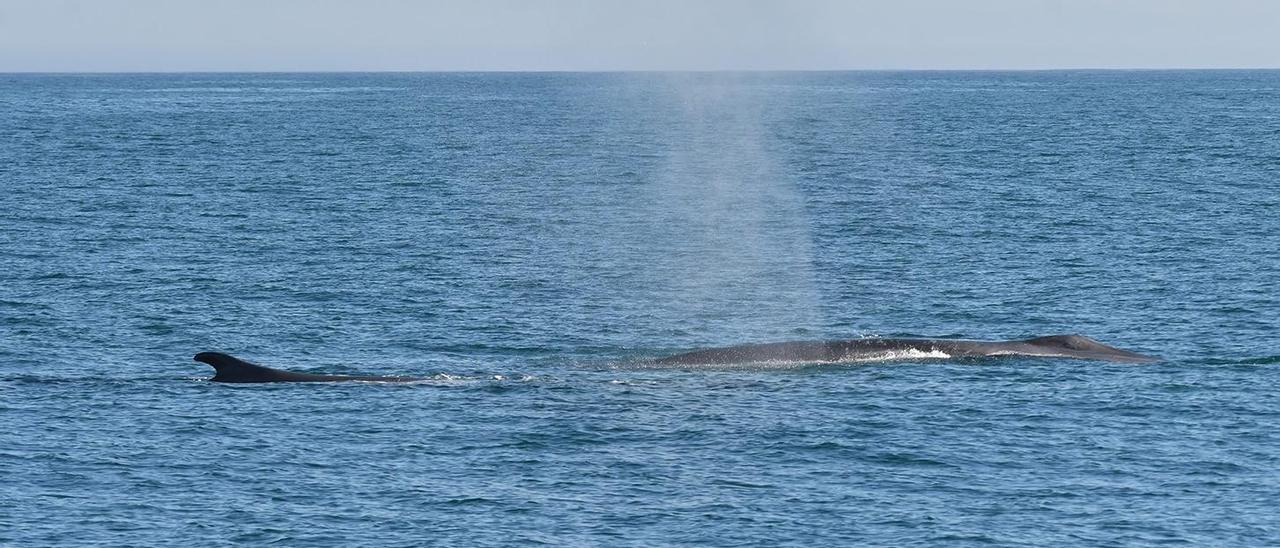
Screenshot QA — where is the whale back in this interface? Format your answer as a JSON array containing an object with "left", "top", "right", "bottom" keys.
[
  {"left": 653, "top": 334, "right": 1158, "bottom": 365},
  {"left": 1018, "top": 334, "right": 1158, "bottom": 363}
]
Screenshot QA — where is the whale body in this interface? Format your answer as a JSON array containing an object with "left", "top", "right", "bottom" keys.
[
  {"left": 653, "top": 334, "right": 1158, "bottom": 365},
  {"left": 194, "top": 352, "right": 423, "bottom": 383},
  {"left": 195, "top": 334, "right": 1156, "bottom": 382}
]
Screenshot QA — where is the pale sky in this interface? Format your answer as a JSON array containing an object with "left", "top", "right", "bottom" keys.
[{"left": 1, "top": 0, "right": 1278, "bottom": 71}]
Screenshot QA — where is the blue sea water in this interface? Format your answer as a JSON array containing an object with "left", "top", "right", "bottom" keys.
[{"left": 2, "top": 71, "right": 1278, "bottom": 546}]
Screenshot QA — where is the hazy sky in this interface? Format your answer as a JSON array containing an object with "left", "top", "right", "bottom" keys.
[{"left": 2, "top": 0, "right": 1278, "bottom": 71}]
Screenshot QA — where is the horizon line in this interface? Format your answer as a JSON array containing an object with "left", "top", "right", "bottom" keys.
[{"left": 3, "top": 66, "right": 1280, "bottom": 75}]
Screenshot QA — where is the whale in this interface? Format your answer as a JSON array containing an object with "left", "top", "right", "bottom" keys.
[
  {"left": 195, "top": 334, "right": 1155, "bottom": 382},
  {"left": 653, "top": 334, "right": 1158, "bottom": 365},
  {"left": 194, "top": 352, "right": 424, "bottom": 383}
]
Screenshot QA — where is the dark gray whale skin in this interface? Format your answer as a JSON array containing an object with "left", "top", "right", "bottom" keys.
[
  {"left": 194, "top": 352, "right": 423, "bottom": 383},
  {"left": 196, "top": 335, "right": 1155, "bottom": 381},
  {"left": 653, "top": 334, "right": 1158, "bottom": 365}
]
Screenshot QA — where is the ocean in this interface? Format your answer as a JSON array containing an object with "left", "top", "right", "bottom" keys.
[{"left": 2, "top": 71, "right": 1278, "bottom": 546}]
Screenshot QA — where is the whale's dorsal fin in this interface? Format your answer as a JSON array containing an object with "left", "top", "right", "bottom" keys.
[
  {"left": 193, "top": 352, "right": 300, "bottom": 382},
  {"left": 193, "top": 352, "right": 422, "bottom": 382}
]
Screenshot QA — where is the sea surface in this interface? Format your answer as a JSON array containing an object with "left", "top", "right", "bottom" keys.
[{"left": 2, "top": 71, "right": 1278, "bottom": 546}]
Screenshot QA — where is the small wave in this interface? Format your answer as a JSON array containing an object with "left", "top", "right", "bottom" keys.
[
  {"left": 443, "top": 497, "right": 499, "bottom": 506},
  {"left": 609, "top": 379, "right": 661, "bottom": 386},
  {"left": 399, "top": 373, "right": 537, "bottom": 385},
  {"left": 866, "top": 451, "right": 955, "bottom": 468},
  {"left": 1203, "top": 355, "right": 1280, "bottom": 366},
  {"left": 709, "top": 478, "right": 775, "bottom": 489}
]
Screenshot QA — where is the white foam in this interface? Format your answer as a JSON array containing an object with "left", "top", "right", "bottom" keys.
[{"left": 832, "top": 349, "right": 953, "bottom": 363}]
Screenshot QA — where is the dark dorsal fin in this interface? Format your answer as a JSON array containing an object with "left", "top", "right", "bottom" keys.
[
  {"left": 193, "top": 352, "right": 423, "bottom": 383},
  {"left": 193, "top": 352, "right": 299, "bottom": 382}
]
